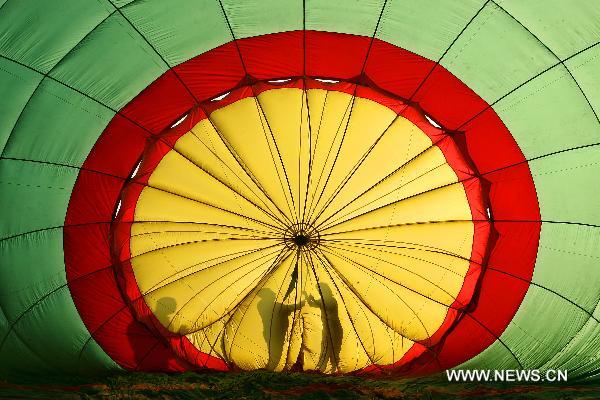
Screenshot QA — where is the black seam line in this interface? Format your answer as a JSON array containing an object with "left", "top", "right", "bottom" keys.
[
  {"left": 311, "top": 134, "right": 451, "bottom": 232},
  {"left": 0, "top": 219, "right": 280, "bottom": 244},
  {"left": 185, "top": 126, "right": 291, "bottom": 228},
  {"left": 193, "top": 107, "right": 295, "bottom": 229},
  {"left": 0, "top": 0, "right": 10, "bottom": 15},
  {"left": 162, "top": 246, "right": 285, "bottom": 333},
  {"left": 107, "top": 0, "right": 200, "bottom": 104},
  {"left": 490, "top": 0, "right": 600, "bottom": 125},
  {"left": 216, "top": 248, "right": 292, "bottom": 368},
  {"left": 299, "top": 82, "right": 317, "bottom": 224},
  {"left": 129, "top": 229, "right": 275, "bottom": 240},
  {"left": 301, "top": 91, "right": 329, "bottom": 225},
  {"left": 265, "top": 248, "right": 300, "bottom": 369},
  {"left": 303, "top": 91, "right": 357, "bottom": 224},
  {"left": 73, "top": 244, "right": 284, "bottom": 369},
  {"left": 318, "top": 245, "right": 436, "bottom": 358},
  {"left": 307, "top": 106, "right": 409, "bottom": 226},
  {"left": 0, "top": 8, "right": 117, "bottom": 158},
  {"left": 0, "top": 154, "right": 286, "bottom": 233},
  {"left": 0, "top": 290, "right": 61, "bottom": 371},
  {"left": 215, "top": 0, "right": 248, "bottom": 75},
  {"left": 407, "top": 0, "right": 491, "bottom": 103},
  {"left": 308, "top": 94, "right": 358, "bottom": 225},
  {"left": 319, "top": 161, "right": 448, "bottom": 231},
  {"left": 297, "top": 90, "right": 304, "bottom": 221},
  {"left": 320, "top": 136, "right": 600, "bottom": 234},
  {"left": 83, "top": 246, "right": 284, "bottom": 370},
  {"left": 324, "top": 238, "right": 600, "bottom": 325},
  {"left": 121, "top": 237, "right": 280, "bottom": 271},
  {"left": 0, "top": 54, "right": 287, "bottom": 233},
  {"left": 313, "top": 139, "right": 446, "bottom": 231},
  {"left": 129, "top": 177, "right": 284, "bottom": 233},
  {"left": 250, "top": 92, "right": 299, "bottom": 224},
  {"left": 148, "top": 138, "right": 288, "bottom": 230},
  {"left": 303, "top": 250, "right": 350, "bottom": 372},
  {"left": 318, "top": 174, "right": 474, "bottom": 234},
  {"left": 304, "top": 0, "right": 388, "bottom": 224},
  {"left": 321, "top": 241, "right": 468, "bottom": 301},
  {"left": 320, "top": 243, "right": 456, "bottom": 316},
  {"left": 324, "top": 239, "right": 469, "bottom": 278},
  {"left": 315, "top": 249, "right": 425, "bottom": 371},
  {"left": 192, "top": 247, "right": 291, "bottom": 369},
  {"left": 316, "top": 247, "right": 444, "bottom": 374},
  {"left": 541, "top": 296, "right": 600, "bottom": 376},
  {"left": 453, "top": 40, "right": 600, "bottom": 132},
  {"left": 320, "top": 246, "right": 524, "bottom": 371},
  {"left": 140, "top": 243, "right": 283, "bottom": 297}
]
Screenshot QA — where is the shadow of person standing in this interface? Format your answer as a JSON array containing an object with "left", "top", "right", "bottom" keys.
[
  {"left": 257, "top": 288, "right": 299, "bottom": 370},
  {"left": 318, "top": 283, "right": 343, "bottom": 373}
]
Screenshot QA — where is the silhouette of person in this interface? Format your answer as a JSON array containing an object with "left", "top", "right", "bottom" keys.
[
  {"left": 317, "top": 283, "right": 343, "bottom": 373},
  {"left": 257, "top": 287, "right": 303, "bottom": 370}
]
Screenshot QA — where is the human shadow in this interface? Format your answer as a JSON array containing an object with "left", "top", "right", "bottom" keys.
[
  {"left": 257, "top": 288, "right": 300, "bottom": 370},
  {"left": 314, "top": 283, "right": 343, "bottom": 372}
]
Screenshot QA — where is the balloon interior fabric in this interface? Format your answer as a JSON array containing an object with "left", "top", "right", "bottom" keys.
[{"left": 0, "top": 0, "right": 599, "bottom": 380}]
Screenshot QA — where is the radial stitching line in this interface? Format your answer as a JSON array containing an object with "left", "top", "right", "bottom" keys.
[
  {"left": 72, "top": 243, "right": 285, "bottom": 369},
  {"left": 199, "top": 107, "right": 295, "bottom": 228},
  {"left": 187, "top": 125, "right": 289, "bottom": 228},
  {"left": 491, "top": 0, "right": 600, "bottom": 125},
  {"left": 0, "top": 8, "right": 117, "bottom": 157}
]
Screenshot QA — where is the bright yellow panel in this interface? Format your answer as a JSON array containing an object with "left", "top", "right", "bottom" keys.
[{"left": 128, "top": 86, "right": 479, "bottom": 373}]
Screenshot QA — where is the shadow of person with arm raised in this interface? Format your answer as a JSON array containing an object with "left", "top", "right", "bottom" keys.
[{"left": 318, "top": 283, "right": 343, "bottom": 373}]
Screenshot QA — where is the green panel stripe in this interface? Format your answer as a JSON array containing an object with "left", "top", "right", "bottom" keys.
[
  {"left": 440, "top": 2, "right": 557, "bottom": 104},
  {"left": 0, "top": 0, "right": 113, "bottom": 73},
  {"left": 492, "top": 65, "right": 600, "bottom": 161},
  {"left": 376, "top": 0, "right": 486, "bottom": 62},
  {"left": 565, "top": 44, "right": 600, "bottom": 118},
  {"left": 498, "top": 0, "right": 600, "bottom": 60},
  {"left": 0, "top": 57, "right": 43, "bottom": 155},
  {"left": 306, "top": 0, "right": 385, "bottom": 37},
  {"left": 1, "top": 78, "right": 115, "bottom": 168},
  {"left": 122, "top": 0, "right": 233, "bottom": 66},
  {"left": 223, "top": 0, "right": 302, "bottom": 40},
  {"left": 50, "top": 12, "right": 167, "bottom": 110}
]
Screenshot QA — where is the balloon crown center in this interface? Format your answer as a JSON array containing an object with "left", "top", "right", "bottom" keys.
[{"left": 293, "top": 234, "right": 310, "bottom": 246}]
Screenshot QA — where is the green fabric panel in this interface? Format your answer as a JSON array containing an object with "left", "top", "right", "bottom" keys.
[
  {"left": 492, "top": 64, "right": 600, "bottom": 161},
  {"left": 440, "top": 2, "right": 556, "bottom": 104},
  {"left": 493, "top": 284, "right": 590, "bottom": 369},
  {"left": 8, "top": 285, "right": 119, "bottom": 374},
  {"left": 540, "top": 303, "right": 600, "bottom": 378},
  {"left": 0, "top": 0, "right": 113, "bottom": 73},
  {"left": 49, "top": 12, "right": 167, "bottom": 110},
  {"left": 462, "top": 143, "right": 600, "bottom": 379},
  {"left": 222, "top": 0, "right": 302, "bottom": 40},
  {"left": 121, "top": 0, "right": 233, "bottom": 66},
  {"left": 530, "top": 141, "right": 600, "bottom": 224},
  {"left": 533, "top": 222, "right": 600, "bottom": 310},
  {"left": 0, "top": 57, "right": 43, "bottom": 154},
  {"left": 376, "top": 0, "right": 485, "bottom": 61},
  {"left": 565, "top": 44, "right": 600, "bottom": 118},
  {"left": 305, "top": 0, "right": 385, "bottom": 37},
  {"left": 2, "top": 78, "right": 114, "bottom": 167},
  {"left": 0, "top": 159, "right": 76, "bottom": 239},
  {"left": 112, "top": 0, "right": 136, "bottom": 7},
  {"left": 0, "top": 330, "right": 54, "bottom": 376},
  {"left": 0, "top": 166, "right": 119, "bottom": 373},
  {"left": 498, "top": 0, "right": 600, "bottom": 60}
]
